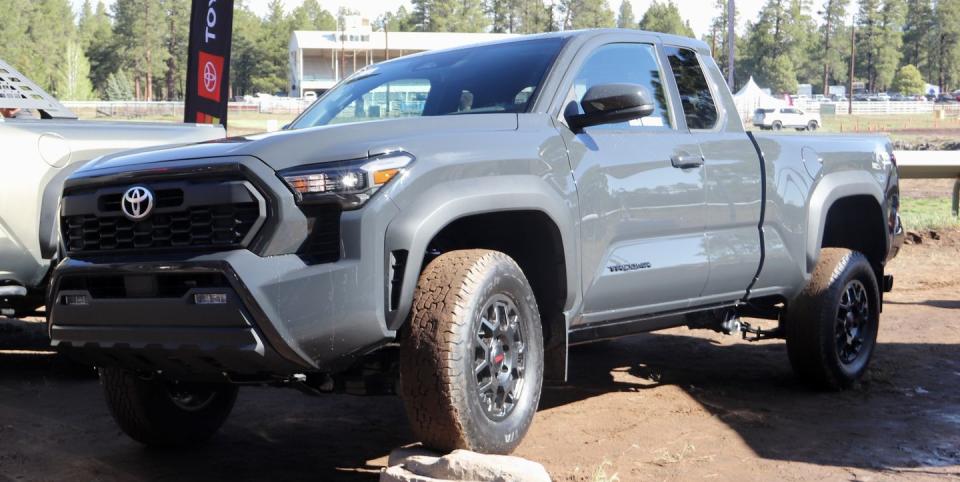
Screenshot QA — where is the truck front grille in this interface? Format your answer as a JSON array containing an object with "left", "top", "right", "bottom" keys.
[
  {"left": 63, "top": 204, "right": 260, "bottom": 253},
  {"left": 61, "top": 179, "right": 265, "bottom": 256}
]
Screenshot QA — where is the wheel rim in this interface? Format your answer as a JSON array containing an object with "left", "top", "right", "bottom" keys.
[
  {"left": 167, "top": 386, "right": 217, "bottom": 412},
  {"left": 835, "top": 280, "right": 871, "bottom": 365},
  {"left": 473, "top": 294, "right": 526, "bottom": 421}
]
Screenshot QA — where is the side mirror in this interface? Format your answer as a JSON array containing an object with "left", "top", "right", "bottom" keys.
[{"left": 566, "top": 83, "right": 656, "bottom": 131}]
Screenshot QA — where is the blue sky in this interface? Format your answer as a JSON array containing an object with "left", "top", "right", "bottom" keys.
[{"left": 70, "top": 0, "right": 778, "bottom": 38}]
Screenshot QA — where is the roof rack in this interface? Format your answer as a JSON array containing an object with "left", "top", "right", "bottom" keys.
[{"left": 0, "top": 59, "right": 77, "bottom": 119}]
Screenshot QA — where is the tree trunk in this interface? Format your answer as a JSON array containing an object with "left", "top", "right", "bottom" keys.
[
  {"left": 166, "top": 57, "right": 176, "bottom": 101},
  {"left": 145, "top": 47, "right": 153, "bottom": 102}
]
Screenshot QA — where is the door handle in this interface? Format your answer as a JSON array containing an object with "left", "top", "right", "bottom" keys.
[{"left": 671, "top": 154, "right": 704, "bottom": 169}]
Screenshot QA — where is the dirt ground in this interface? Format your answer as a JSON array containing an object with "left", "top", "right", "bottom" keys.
[{"left": 1, "top": 230, "right": 958, "bottom": 481}]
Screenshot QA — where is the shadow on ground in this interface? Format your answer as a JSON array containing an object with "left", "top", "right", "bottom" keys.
[{"left": 1, "top": 319, "right": 958, "bottom": 480}]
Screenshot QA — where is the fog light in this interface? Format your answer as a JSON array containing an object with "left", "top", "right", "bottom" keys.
[
  {"left": 62, "top": 294, "right": 88, "bottom": 306},
  {"left": 194, "top": 293, "right": 228, "bottom": 305}
]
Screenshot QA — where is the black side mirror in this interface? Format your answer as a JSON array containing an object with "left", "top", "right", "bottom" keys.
[{"left": 566, "top": 83, "right": 656, "bottom": 131}]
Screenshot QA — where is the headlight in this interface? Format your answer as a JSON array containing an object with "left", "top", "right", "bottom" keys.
[{"left": 279, "top": 152, "right": 414, "bottom": 209}]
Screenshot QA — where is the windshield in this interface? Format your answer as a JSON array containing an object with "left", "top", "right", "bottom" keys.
[{"left": 289, "top": 37, "right": 566, "bottom": 129}]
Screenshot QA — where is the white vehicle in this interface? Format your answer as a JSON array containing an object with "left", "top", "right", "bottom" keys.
[
  {"left": 0, "top": 60, "right": 224, "bottom": 317},
  {"left": 303, "top": 91, "right": 318, "bottom": 101},
  {"left": 753, "top": 107, "right": 821, "bottom": 131}
]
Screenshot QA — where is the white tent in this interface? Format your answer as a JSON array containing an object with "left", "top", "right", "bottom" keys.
[{"left": 733, "top": 77, "right": 786, "bottom": 122}]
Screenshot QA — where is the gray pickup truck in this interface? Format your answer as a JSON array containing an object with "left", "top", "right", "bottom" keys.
[{"left": 47, "top": 30, "right": 902, "bottom": 454}]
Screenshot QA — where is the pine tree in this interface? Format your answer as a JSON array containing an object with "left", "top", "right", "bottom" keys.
[
  {"left": 254, "top": 0, "right": 293, "bottom": 94},
  {"left": 1, "top": 0, "right": 79, "bottom": 96},
  {"left": 161, "top": 0, "right": 190, "bottom": 100},
  {"left": 817, "top": 0, "right": 850, "bottom": 94},
  {"left": 875, "top": 0, "right": 906, "bottom": 91},
  {"left": 487, "top": 0, "right": 513, "bottom": 32},
  {"left": 58, "top": 41, "right": 95, "bottom": 100},
  {"left": 413, "top": 0, "right": 487, "bottom": 32},
  {"left": 903, "top": 0, "right": 935, "bottom": 80},
  {"left": 639, "top": 0, "right": 694, "bottom": 37},
  {"left": 514, "top": 0, "right": 553, "bottom": 33},
  {"left": 376, "top": 6, "right": 417, "bottom": 32},
  {"left": 617, "top": 0, "right": 636, "bottom": 29},
  {"left": 113, "top": 0, "right": 170, "bottom": 100},
  {"left": 104, "top": 69, "right": 134, "bottom": 100},
  {"left": 79, "top": 0, "right": 116, "bottom": 96},
  {"left": 933, "top": 0, "right": 960, "bottom": 92},
  {"left": 742, "top": 0, "right": 815, "bottom": 94},
  {"left": 560, "top": 0, "right": 616, "bottom": 30},
  {"left": 891, "top": 64, "right": 926, "bottom": 94},
  {"left": 230, "top": 2, "right": 265, "bottom": 97},
  {"left": 706, "top": 0, "right": 740, "bottom": 86},
  {"left": 0, "top": 0, "right": 31, "bottom": 86},
  {"left": 291, "top": 0, "right": 337, "bottom": 30},
  {"left": 856, "top": 0, "right": 905, "bottom": 92}
]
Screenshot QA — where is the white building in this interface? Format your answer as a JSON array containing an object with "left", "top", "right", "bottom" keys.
[{"left": 288, "top": 16, "right": 517, "bottom": 97}]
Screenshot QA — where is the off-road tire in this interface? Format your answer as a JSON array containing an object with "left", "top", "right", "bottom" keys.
[
  {"left": 772, "top": 121, "right": 783, "bottom": 131},
  {"left": 99, "top": 367, "right": 238, "bottom": 447},
  {"left": 399, "top": 249, "right": 544, "bottom": 454},
  {"left": 807, "top": 120, "right": 819, "bottom": 131},
  {"left": 785, "top": 248, "right": 880, "bottom": 390}
]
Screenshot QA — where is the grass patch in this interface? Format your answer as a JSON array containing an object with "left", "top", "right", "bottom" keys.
[
  {"left": 900, "top": 197, "right": 960, "bottom": 231},
  {"left": 592, "top": 460, "right": 620, "bottom": 482},
  {"left": 820, "top": 114, "right": 960, "bottom": 133}
]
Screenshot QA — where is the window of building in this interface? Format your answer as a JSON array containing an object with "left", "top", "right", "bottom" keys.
[{"left": 328, "top": 79, "right": 432, "bottom": 124}]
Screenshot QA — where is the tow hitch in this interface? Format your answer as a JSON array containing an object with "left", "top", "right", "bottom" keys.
[
  {"left": 719, "top": 303, "right": 785, "bottom": 341},
  {"left": 723, "top": 316, "right": 783, "bottom": 341}
]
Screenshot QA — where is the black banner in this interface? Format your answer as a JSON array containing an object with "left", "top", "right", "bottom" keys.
[{"left": 184, "top": 0, "right": 234, "bottom": 127}]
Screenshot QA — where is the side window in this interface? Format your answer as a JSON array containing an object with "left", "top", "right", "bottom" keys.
[
  {"left": 568, "top": 43, "right": 673, "bottom": 130},
  {"left": 664, "top": 47, "right": 718, "bottom": 130}
]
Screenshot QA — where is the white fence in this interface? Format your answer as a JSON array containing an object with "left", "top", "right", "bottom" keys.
[
  {"left": 795, "top": 100, "right": 960, "bottom": 116},
  {"left": 61, "top": 99, "right": 313, "bottom": 118}
]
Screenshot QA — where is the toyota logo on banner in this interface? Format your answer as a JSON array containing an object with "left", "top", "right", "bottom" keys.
[
  {"left": 121, "top": 186, "right": 155, "bottom": 221},
  {"left": 203, "top": 60, "right": 218, "bottom": 94},
  {"left": 197, "top": 51, "right": 224, "bottom": 102}
]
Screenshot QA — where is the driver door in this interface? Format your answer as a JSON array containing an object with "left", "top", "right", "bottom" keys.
[{"left": 556, "top": 40, "right": 709, "bottom": 325}]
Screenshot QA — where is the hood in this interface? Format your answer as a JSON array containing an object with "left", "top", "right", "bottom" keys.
[{"left": 79, "top": 114, "right": 519, "bottom": 173}]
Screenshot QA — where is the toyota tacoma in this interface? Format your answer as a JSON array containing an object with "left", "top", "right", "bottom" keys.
[{"left": 48, "top": 30, "right": 903, "bottom": 453}]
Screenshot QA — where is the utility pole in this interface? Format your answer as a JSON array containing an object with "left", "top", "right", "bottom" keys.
[
  {"left": 822, "top": 0, "right": 833, "bottom": 96},
  {"left": 727, "top": 0, "right": 735, "bottom": 89},
  {"left": 849, "top": 22, "right": 856, "bottom": 115}
]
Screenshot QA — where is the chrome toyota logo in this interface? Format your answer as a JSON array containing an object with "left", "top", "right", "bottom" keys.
[{"left": 121, "top": 186, "right": 154, "bottom": 221}]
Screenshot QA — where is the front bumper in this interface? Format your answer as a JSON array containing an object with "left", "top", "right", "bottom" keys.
[{"left": 48, "top": 156, "right": 401, "bottom": 380}]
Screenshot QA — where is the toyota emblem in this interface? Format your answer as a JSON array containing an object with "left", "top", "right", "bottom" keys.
[{"left": 121, "top": 186, "right": 155, "bottom": 221}]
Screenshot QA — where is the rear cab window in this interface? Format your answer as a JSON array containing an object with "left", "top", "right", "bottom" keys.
[{"left": 664, "top": 46, "right": 719, "bottom": 130}]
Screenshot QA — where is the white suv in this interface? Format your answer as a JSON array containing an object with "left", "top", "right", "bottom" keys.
[{"left": 753, "top": 107, "right": 821, "bottom": 131}]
